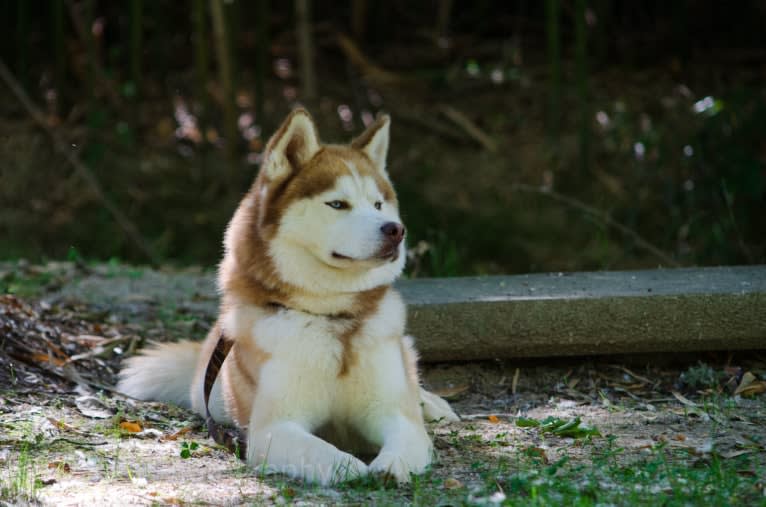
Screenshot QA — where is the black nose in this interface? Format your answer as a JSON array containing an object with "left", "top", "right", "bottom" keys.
[{"left": 380, "top": 222, "right": 405, "bottom": 245}]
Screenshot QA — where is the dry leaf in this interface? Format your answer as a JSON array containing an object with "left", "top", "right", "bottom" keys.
[
  {"left": 75, "top": 395, "right": 113, "bottom": 419},
  {"left": 735, "top": 372, "right": 766, "bottom": 397},
  {"left": 48, "top": 461, "right": 71, "bottom": 473},
  {"left": 444, "top": 477, "right": 464, "bottom": 489},
  {"left": 737, "top": 381, "right": 766, "bottom": 397},
  {"left": 672, "top": 433, "right": 686, "bottom": 441},
  {"left": 488, "top": 415, "right": 500, "bottom": 424},
  {"left": 734, "top": 372, "right": 756, "bottom": 394},
  {"left": 162, "top": 426, "right": 193, "bottom": 442},
  {"left": 120, "top": 421, "right": 143, "bottom": 433}
]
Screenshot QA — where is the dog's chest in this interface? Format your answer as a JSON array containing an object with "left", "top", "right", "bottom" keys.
[{"left": 238, "top": 291, "right": 408, "bottom": 424}]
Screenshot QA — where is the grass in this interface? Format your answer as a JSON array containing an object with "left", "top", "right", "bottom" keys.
[
  {"left": 467, "top": 445, "right": 766, "bottom": 506},
  {"left": 0, "top": 441, "right": 40, "bottom": 503}
]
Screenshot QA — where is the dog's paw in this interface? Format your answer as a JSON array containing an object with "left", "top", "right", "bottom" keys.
[
  {"left": 327, "top": 454, "right": 369, "bottom": 484},
  {"left": 420, "top": 388, "right": 460, "bottom": 424},
  {"left": 369, "top": 451, "right": 428, "bottom": 484}
]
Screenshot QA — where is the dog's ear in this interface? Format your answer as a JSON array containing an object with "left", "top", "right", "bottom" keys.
[
  {"left": 261, "top": 108, "right": 320, "bottom": 182},
  {"left": 352, "top": 114, "right": 390, "bottom": 176}
]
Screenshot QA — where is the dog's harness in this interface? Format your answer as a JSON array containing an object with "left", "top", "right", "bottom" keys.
[{"left": 203, "top": 331, "right": 247, "bottom": 459}]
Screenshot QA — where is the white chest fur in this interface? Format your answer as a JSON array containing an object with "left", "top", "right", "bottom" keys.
[{"left": 224, "top": 290, "right": 408, "bottom": 431}]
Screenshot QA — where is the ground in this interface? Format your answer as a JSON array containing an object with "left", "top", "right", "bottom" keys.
[{"left": 1, "top": 261, "right": 765, "bottom": 506}]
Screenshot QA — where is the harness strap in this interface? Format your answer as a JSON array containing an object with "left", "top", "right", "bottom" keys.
[{"left": 203, "top": 332, "right": 247, "bottom": 460}]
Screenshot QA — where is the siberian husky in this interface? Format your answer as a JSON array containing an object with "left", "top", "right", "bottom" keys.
[{"left": 118, "top": 108, "right": 458, "bottom": 485}]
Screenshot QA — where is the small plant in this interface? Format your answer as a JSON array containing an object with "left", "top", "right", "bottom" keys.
[
  {"left": 516, "top": 416, "right": 601, "bottom": 438},
  {"left": 679, "top": 362, "right": 720, "bottom": 390},
  {"left": 179, "top": 441, "right": 199, "bottom": 459},
  {"left": 0, "top": 442, "right": 39, "bottom": 503}
]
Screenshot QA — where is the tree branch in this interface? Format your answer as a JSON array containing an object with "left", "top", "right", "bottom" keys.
[
  {"left": 0, "top": 60, "right": 160, "bottom": 266},
  {"left": 512, "top": 183, "right": 680, "bottom": 267}
]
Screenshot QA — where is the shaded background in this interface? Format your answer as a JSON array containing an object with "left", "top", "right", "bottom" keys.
[{"left": 1, "top": 0, "right": 764, "bottom": 276}]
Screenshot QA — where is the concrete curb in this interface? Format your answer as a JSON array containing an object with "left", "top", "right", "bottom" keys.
[{"left": 398, "top": 266, "right": 766, "bottom": 361}]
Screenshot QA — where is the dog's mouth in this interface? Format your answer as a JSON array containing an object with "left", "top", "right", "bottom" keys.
[
  {"left": 376, "top": 246, "right": 400, "bottom": 262},
  {"left": 330, "top": 248, "right": 399, "bottom": 263}
]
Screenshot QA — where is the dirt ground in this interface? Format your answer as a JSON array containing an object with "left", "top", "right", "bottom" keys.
[{"left": 1, "top": 262, "right": 765, "bottom": 505}]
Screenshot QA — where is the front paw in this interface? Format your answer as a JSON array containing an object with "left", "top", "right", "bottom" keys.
[
  {"left": 369, "top": 450, "right": 429, "bottom": 484},
  {"left": 327, "top": 454, "right": 369, "bottom": 485}
]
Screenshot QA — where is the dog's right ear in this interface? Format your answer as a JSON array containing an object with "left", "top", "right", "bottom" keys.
[{"left": 261, "top": 108, "right": 320, "bottom": 183}]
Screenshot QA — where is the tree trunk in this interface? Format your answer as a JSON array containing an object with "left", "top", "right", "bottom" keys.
[
  {"left": 210, "top": 0, "right": 239, "bottom": 176},
  {"left": 254, "top": 0, "right": 269, "bottom": 133},
  {"left": 295, "top": 0, "right": 317, "bottom": 100},
  {"left": 351, "top": 0, "right": 366, "bottom": 42},
  {"left": 545, "top": 0, "right": 560, "bottom": 144},
  {"left": 130, "top": 0, "right": 142, "bottom": 94},
  {"left": 575, "top": 0, "right": 589, "bottom": 176}
]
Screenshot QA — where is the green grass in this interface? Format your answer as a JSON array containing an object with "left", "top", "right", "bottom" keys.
[
  {"left": 467, "top": 443, "right": 765, "bottom": 506},
  {"left": 0, "top": 442, "right": 40, "bottom": 503}
]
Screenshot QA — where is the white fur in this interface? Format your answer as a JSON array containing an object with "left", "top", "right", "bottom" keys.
[
  {"left": 241, "top": 290, "right": 433, "bottom": 484},
  {"left": 269, "top": 173, "right": 406, "bottom": 295},
  {"left": 117, "top": 341, "right": 200, "bottom": 409}
]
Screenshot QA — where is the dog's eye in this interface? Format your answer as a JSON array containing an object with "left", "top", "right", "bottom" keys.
[
  {"left": 374, "top": 201, "right": 382, "bottom": 210},
  {"left": 326, "top": 200, "right": 349, "bottom": 210}
]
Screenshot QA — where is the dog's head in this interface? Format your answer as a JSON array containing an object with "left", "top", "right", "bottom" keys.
[{"left": 230, "top": 109, "right": 405, "bottom": 295}]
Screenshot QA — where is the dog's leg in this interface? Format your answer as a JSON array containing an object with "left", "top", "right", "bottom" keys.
[
  {"left": 365, "top": 413, "right": 432, "bottom": 484},
  {"left": 247, "top": 421, "right": 368, "bottom": 485}
]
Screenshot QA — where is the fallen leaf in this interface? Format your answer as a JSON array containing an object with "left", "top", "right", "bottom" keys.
[
  {"left": 734, "top": 372, "right": 756, "bottom": 395},
  {"left": 735, "top": 372, "right": 766, "bottom": 397},
  {"left": 75, "top": 395, "right": 113, "bottom": 419},
  {"left": 444, "top": 477, "right": 464, "bottom": 489},
  {"left": 120, "top": 421, "right": 143, "bottom": 433},
  {"left": 737, "top": 381, "right": 766, "bottom": 397},
  {"left": 488, "top": 415, "right": 500, "bottom": 424},
  {"left": 162, "top": 426, "right": 193, "bottom": 442},
  {"left": 48, "top": 461, "right": 71, "bottom": 473},
  {"left": 30, "top": 353, "right": 66, "bottom": 367},
  {"left": 672, "top": 434, "right": 686, "bottom": 441}
]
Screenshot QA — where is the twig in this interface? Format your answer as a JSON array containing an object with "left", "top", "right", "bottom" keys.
[
  {"left": 438, "top": 104, "right": 497, "bottom": 152},
  {"left": 0, "top": 60, "right": 160, "bottom": 266},
  {"left": 511, "top": 183, "right": 680, "bottom": 267}
]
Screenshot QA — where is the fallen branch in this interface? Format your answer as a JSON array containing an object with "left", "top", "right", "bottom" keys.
[
  {"left": 511, "top": 183, "right": 680, "bottom": 267},
  {"left": 0, "top": 60, "right": 160, "bottom": 266},
  {"left": 438, "top": 104, "right": 497, "bottom": 152}
]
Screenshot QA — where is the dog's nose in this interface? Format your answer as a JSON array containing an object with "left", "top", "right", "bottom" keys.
[{"left": 380, "top": 222, "right": 405, "bottom": 245}]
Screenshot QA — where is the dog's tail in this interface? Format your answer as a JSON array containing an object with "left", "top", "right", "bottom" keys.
[{"left": 117, "top": 340, "right": 201, "bottom": 409}]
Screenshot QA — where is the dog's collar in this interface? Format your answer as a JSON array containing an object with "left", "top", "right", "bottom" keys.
[{"left": 265, "top": 300, "right": 354, "bottom": 320}]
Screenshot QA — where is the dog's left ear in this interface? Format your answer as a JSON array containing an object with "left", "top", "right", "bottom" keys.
[{"left": 352, "top": 114, "right": 390, "bottom": 176}]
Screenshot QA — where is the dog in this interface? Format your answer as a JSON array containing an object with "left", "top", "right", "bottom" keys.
[{"left": 117, "top": 108, "right": 458, "bottom": 485}]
